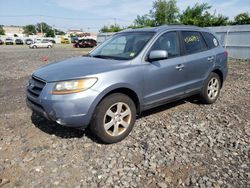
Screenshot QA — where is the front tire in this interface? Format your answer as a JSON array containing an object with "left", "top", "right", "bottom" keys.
[
  {"left": 200, "top": 72, "right": 221, "bottom": 104},
  {"left": 90, "top": 93, "right": 136, "bottom": 144}
]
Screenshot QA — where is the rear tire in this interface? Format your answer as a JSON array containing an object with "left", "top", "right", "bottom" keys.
[
  {"left": 90, "top": 93, "right": 136, "bottom": 144},
  {"left": 33, "top": 45, "right": 37, "bottom": 49},
  {"left": 200, "top": 72, "right": 221, "bottom": 104},
  {"left": 48, "top": 45, "right": 52, "bottom": 48}
]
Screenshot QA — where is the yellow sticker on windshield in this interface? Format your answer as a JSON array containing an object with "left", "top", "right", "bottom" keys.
[{"left": 130, "top": 52, "right": 135, "bottom": 57}]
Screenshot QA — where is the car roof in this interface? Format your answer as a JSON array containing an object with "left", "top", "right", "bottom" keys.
[{"left": 120, "top": 25, "right": 210, "bottom": 33}]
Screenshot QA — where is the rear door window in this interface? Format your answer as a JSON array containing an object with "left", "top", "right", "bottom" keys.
[
  {"left": 202, "top": 32, "right": 219, "bottom": 49},
  {"left": 181, "top": 31, "right": 207, "bottom": 55}
]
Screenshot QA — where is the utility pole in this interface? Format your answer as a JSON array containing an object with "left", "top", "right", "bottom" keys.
[
  {"left": 53, "top": 25, "right": 56, "bottom": 36},
  {"left": 40, "top": 15, "right": 43, "bottom": 36}
]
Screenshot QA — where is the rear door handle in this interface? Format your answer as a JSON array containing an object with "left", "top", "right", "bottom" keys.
[
  {"left": 207, "top": 56, "right": 215, "bottom": 62},
  {"left": 176, "top": 64, "right": 184, "bottom": 70}
]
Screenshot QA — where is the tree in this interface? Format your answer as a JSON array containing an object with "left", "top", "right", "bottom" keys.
[
  {"left": 100, "top": 24, "right": 123, "bottom": 32},
  {"left": 23, "top": 25, "right": 37, "bottom": 35},
  {"left": 233, "top": 12, "right": 250, "bottom": 25},
  {"left": 151, "top": 0, "right": 179, "bottom": 25},
  {"left": 133, "top": 0, "right": 179, "bottom": 28},
  {"left": 134, "top": 14, "right": 155, "bottom": 27},
  {"left": 55, "top": 29, "right": 65, "bottom": 35},
  {"left": 45, "top": 29, "right": 55, "bottom": 37},
  {"left": 180, "top": 3, "right": 228, "bottom": 27},
  {"left": 0, "top": 25, "right": 5, "bottom": 35},
  {"left": 36, "top": 22, "right": 51, "bottom": 33},
  {"left": 211, "top": 14, "right": 229, "bottom": 26}
]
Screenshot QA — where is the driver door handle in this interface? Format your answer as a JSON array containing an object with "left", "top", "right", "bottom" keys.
[
  {"left": 176, "top": 64, "right": 184, "bottom": 71},
  {"left": 207, "top": 56, "right": 215, "bottom": 62}
]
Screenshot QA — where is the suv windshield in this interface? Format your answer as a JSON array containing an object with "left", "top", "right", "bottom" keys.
[{"left": 90, "top": 32, "right": 155, "bottom": 60}]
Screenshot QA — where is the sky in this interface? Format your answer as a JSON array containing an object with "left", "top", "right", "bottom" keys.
[{"left": 0, "top": 0, "right": 249, "bottom": 32}]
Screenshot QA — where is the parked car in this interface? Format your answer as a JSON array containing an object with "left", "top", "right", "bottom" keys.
[
  {"left": 25, "top": 39, "right": 33, "bottom": 45},
  {"left": 15, "top": 39, "right": 24, "bottom": 45},
  {"left": 26, "top": 25, "right": 228, "bottom": 143},
  {"left": 61, "top": 38, "right": 70, "bottom": 44},
  {"left": 5, "top": 38, "right": 14, "bottom": 45},
  {"left": 49, "top": 39, "right": 56, "bottom": 44},
  {"left": 35, "top": 38, "right": 42, "bottom": 43},
  {"left": 73, "top": 39, "right": 97, "bottom": 48},
  {"left": 29, "top": 39, "right": 53, "bottom": 49},
  {"left": 71, "top": 37, "right": 79, "bottom": 43},
  {"left": 0, "top": 39, "right": 3, "bottom": 45},
  {"left": 97, "top": 32, "right": 115, "bottom": 45}
]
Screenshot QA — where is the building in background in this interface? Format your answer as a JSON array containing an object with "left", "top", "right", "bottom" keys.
[
  {"left": 3, "top": 26, "right": 25, "bottom": 37},
  {"left": 67, "top": 29, "right": 97, "bottom": 40}
]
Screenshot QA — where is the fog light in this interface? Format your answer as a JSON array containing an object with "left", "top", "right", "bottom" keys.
[{"left": 56, "top": 119, "right": 66, "bottom": 126}]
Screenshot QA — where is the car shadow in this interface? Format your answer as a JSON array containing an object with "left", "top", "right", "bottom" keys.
[
  {"left": 31, "top": 96, "right": 201, "bottom": 141},
  {"left": 140, "top": 96, "right": 201, "bottom": 118},
  {"left": 31, "top": 113, "right": 86, "bottom": 139},
  {"left": 140, "top": 100, "right": 186, "bottom": 118}
]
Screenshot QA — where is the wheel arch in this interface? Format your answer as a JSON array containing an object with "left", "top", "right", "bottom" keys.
[
  {"left": 212, "top": 69, "right": 224, "bottom": 88},
  {"left": 97, "top": 87, "right": 141, "bottom": 115}
]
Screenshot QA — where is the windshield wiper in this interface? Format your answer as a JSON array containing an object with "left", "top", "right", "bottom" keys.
[
  {"left": 91, "top": 55, "right": 129, "bottom": 60},
  {"left": 91, "top": 55, "right": 117, "bottom": 60},
  {"left": 83, "top": 53, "right": 91, "bottom": 57}
]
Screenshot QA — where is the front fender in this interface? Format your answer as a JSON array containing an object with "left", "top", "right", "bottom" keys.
[{"left": 85, "top": 83, "right": 142, "bottom": 126}]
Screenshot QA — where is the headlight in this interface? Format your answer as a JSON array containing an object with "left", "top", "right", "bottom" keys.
[{"left": 52, "top": 78, "right": 97, "bottom": 95}]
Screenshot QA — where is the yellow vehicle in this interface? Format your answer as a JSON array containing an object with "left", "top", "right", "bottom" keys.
[{"left": 61, "top": 37, "right": 70, "bottom": 44}]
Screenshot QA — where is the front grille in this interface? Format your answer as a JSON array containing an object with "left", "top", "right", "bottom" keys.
[{"left": 27, "top": 76, "right": 46, "bottom": 98}]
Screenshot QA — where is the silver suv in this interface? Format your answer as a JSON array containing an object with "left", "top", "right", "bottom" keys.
[{"left": 26, "top": 25, "right": 228, "bottom": 143}]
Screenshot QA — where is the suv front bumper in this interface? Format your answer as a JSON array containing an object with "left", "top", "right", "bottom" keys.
[{"left": 26, "top": 79, "right": 100, "bottom": 129}]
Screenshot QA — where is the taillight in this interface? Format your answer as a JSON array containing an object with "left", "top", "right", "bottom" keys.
[{"left": 224, "top": 51, "right": 228, "bottom": 57}]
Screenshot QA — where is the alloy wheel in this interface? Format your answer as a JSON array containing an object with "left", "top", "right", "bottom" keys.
[
  {"left": 103, "top": 102, "right": 132, "bottom": 137},
  {"left": 207, "top": 77, "right": 219, "bottom": 100}
]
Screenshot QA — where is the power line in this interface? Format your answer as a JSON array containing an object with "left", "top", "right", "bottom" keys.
[
  {"left": 0, "top": 14, "right": 133, "bottom": 31},
  {"left": 0, "top": 14, "right": 132, "bottom": 22}
]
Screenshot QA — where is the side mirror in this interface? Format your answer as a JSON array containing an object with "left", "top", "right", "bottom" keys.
[{"left": 148, "top": 50, "right": 168, "bottom": 61}]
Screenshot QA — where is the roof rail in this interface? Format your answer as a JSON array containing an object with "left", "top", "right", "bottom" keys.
[{"left": 158, "top": 24, "right": 200, "bottom": 27}]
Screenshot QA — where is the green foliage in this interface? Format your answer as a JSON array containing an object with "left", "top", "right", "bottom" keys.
[
  {"left": 0, "top": 26, "right": 5, "bottom": 35},
  {"left": 134, "top": 14, "right": 155, "bottom": 27},
  {"left": 100, "top": 24, "right": 123, "bottom": 33},
  {"left": 23, "top": 23, "right": 64, "bottom": 36},
  {"left": 151, "top": 0, "right": 179, "bottom": 25},
  {"left": 233, "top": 12, "right": 250, "bottom": 25},
  {"left": 211, "top": 14, "right": 229, "bottom": 26},
  {"left": 132, "top": 1, "right": 231, "bottom": 28},
  {"left": 55, "top": 29, "right": 65, "bottom": 35},
  {"left": 179, "top": 3, "right": 228, "bottom": 27},
  {"left": 23, "top": 25, "right": 37, "bottom": 35},
  {"left": 45, "top": 29, "right": 55, "bottom": 37},
  {"left": 36, "top": 22, "right": 52, "bottom": 33},
  {"left": 133, "top": 0, "right": 179, "bottom": 28}
]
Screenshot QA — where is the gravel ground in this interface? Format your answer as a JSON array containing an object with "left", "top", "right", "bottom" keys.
[{"left": 0, "top": 45, "right": 249, "bottom": 188}]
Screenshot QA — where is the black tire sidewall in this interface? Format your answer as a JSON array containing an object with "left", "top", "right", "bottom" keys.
[
  {"left": 90, "top": 93, "right": 136, "bottom": 144},
  {"left": 201, "top": 72, "right": 221, "bottom": 104}
]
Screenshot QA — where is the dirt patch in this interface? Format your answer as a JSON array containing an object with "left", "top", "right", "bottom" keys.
[{"left": 0, "top": 45, "right": 249, "bottom": 187}]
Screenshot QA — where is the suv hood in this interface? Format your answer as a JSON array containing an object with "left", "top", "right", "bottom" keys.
[{"left": 33, "top": 56, "right": 130, "bottom": 82}]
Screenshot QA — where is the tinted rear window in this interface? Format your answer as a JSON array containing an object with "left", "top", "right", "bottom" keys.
[
  {"left": 202, "top": 32, "right": 219, "bottom": 49},
  {"left": 181, "top": 31, "right": 207, "bottom": 54}
]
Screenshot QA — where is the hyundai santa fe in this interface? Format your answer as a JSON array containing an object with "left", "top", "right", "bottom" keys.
[{"left": 26, "top": 25, "right": 228, "bottom": 143}]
